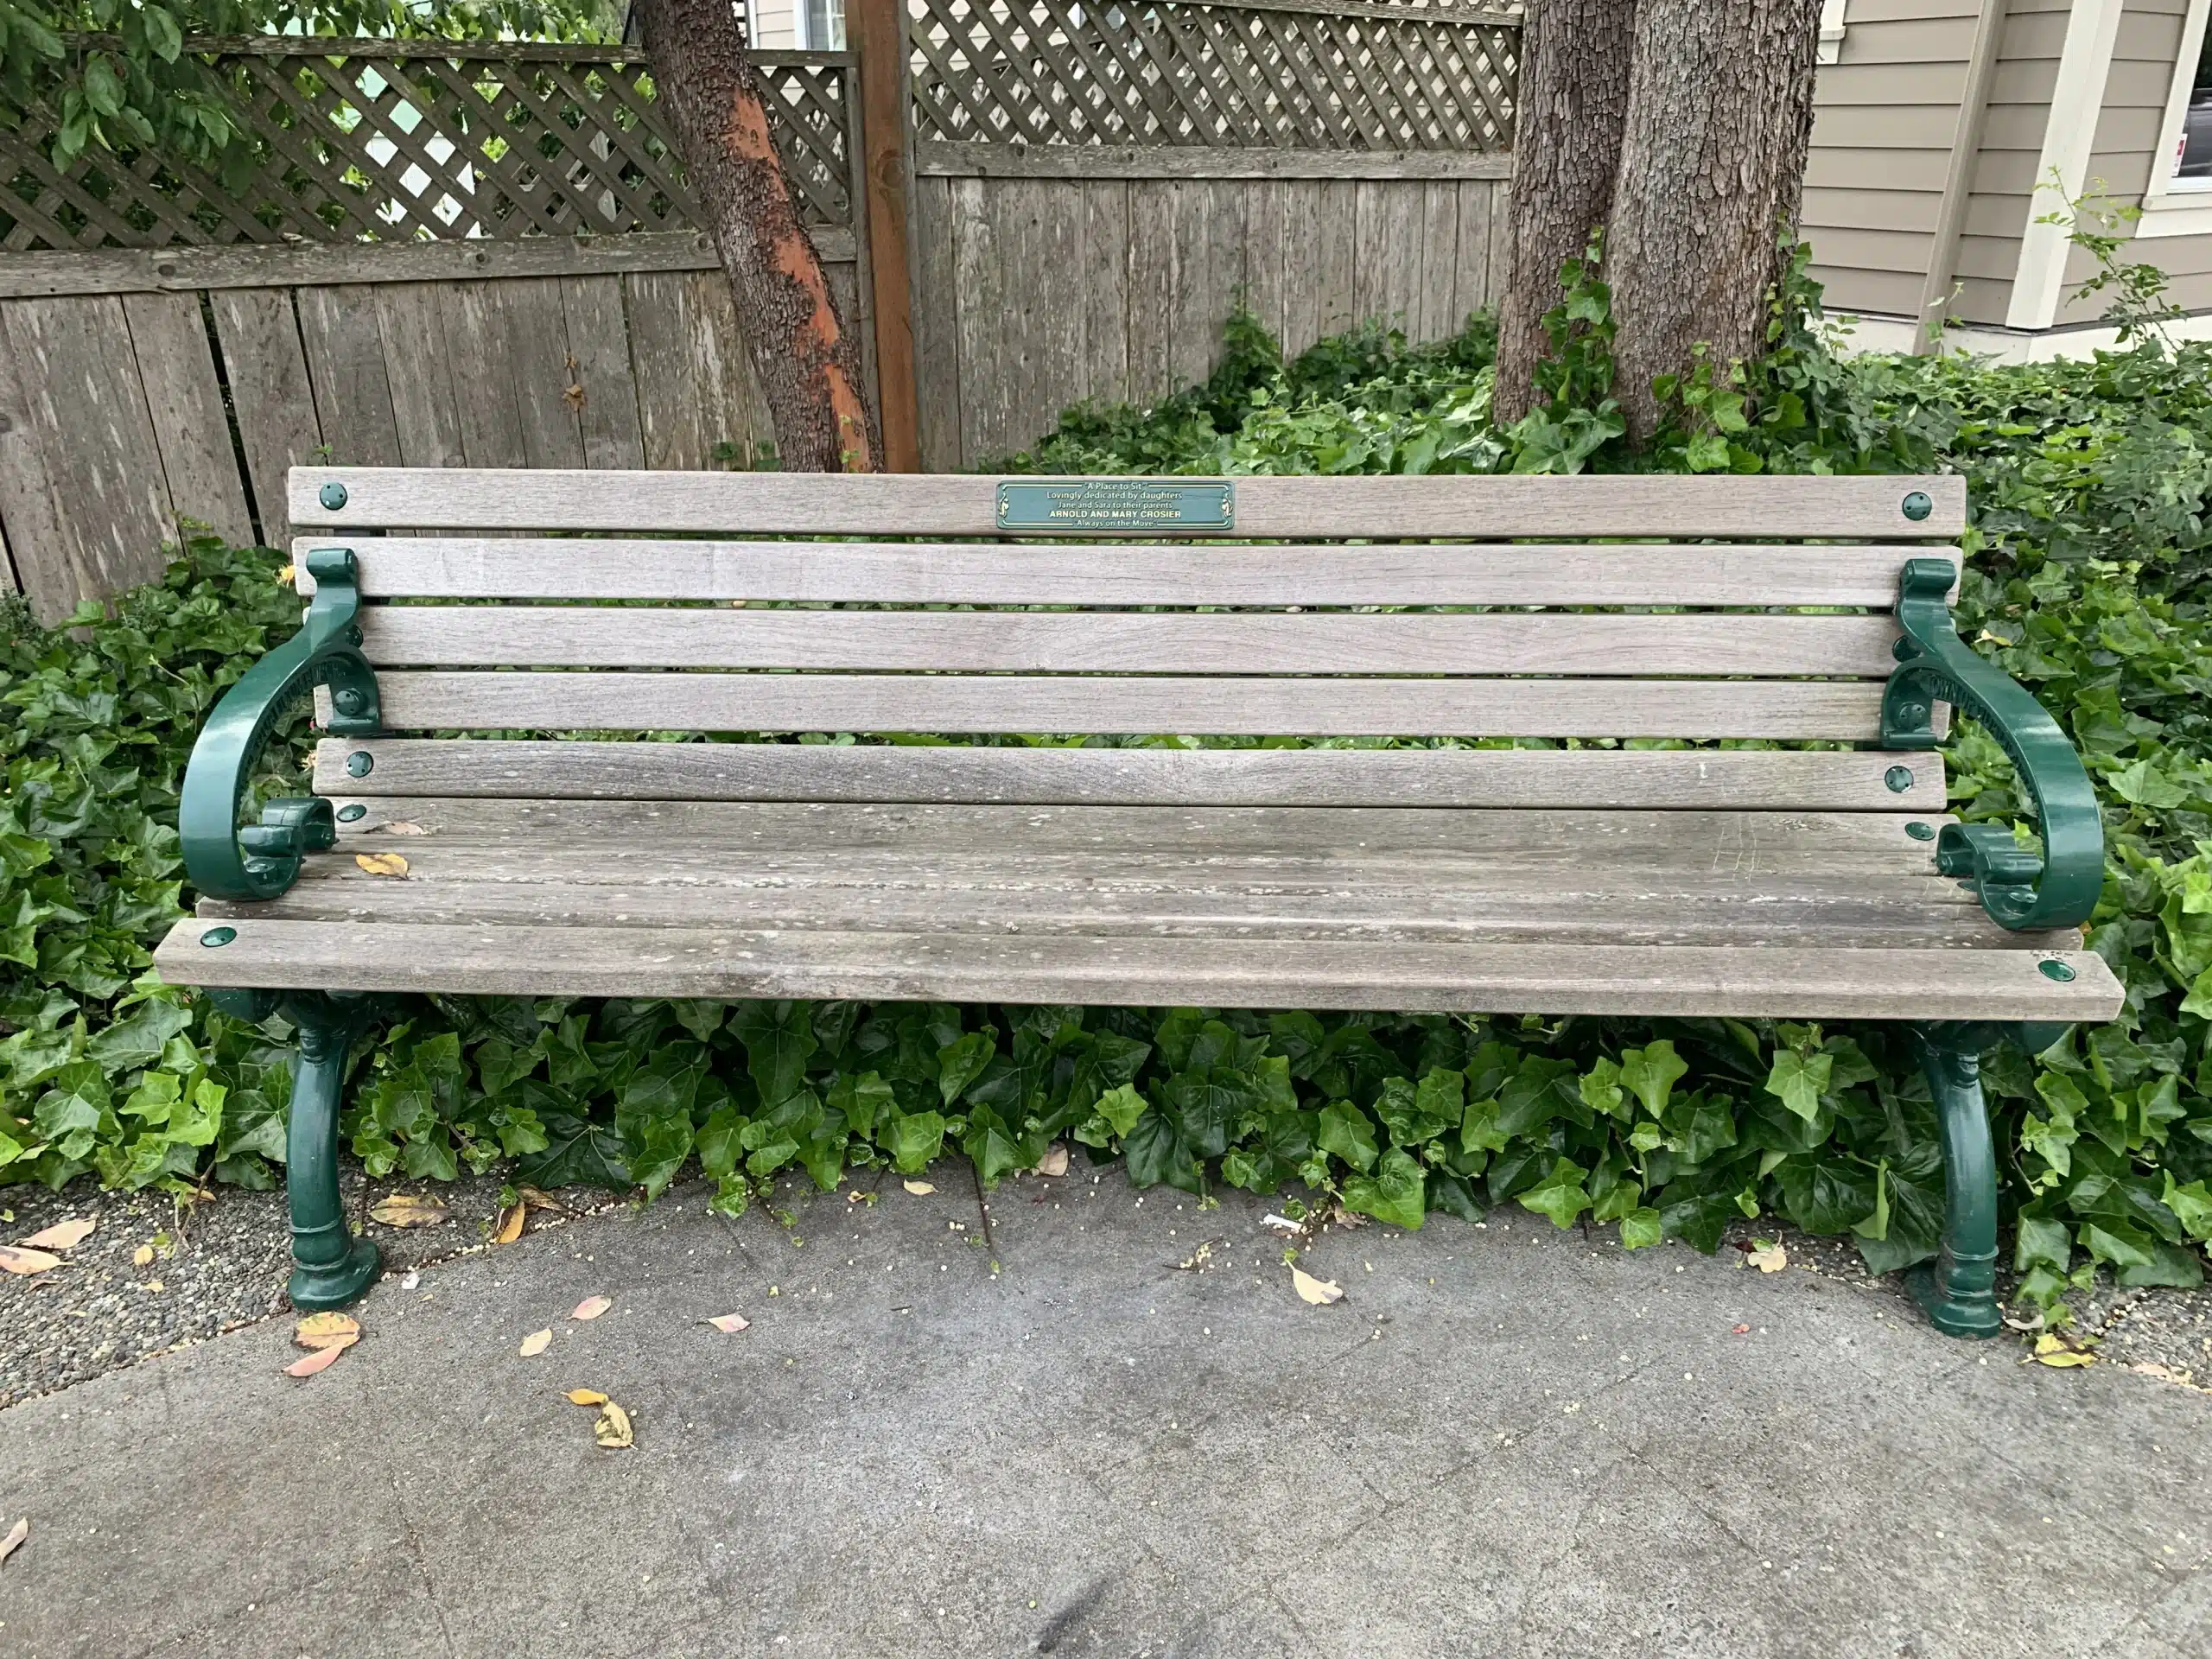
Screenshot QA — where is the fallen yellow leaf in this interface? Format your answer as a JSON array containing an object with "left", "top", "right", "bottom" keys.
[
  {"left": 131, "top": 1243, "right": 155, "bottom": 1268},
  {"left": 0, "top": 1246, "right": 61, "bottom": 1276},
  {"left": 492, "top": 1201, "right": 525, "bottom": 1246},
  {"left": 354, "top": 852, "right": 409, "bottom": 877},
  {"left": 565, "top": 1388, "right": 608, "bottom": 1407},
  {"left": 1292, "top": 1265, "right": 1344, "bottom": 1306},
  {"left": 294, "top": 1313, "right": 360, "bottom": 1351},
  {"left": 368, "top": 1194, "right": 448, "bottom": 1229},
  {"left": 378, "top": 821, "right": 427, "bottom": 836},
  {"left": 705, "top": 1313, "right": 750, "bottom": 1333},
  {"left": 1036, "top": 1144, "right": 1070, "bottom": 1178},
  {"left": 283, "top": 1340, "right": 352, "bottom": 1377},
  {"left": 2034, "top": 1332, "right": 2095, "bottom": 1369},
  {"left": 22, "top": 1217, "right": 94, "bottom": 1250},
  {"left": 1748, "top": 1244, "right": 1788, "bottom": 1274},
  {"left": 276, "top": 563, "right": 296, "bottom": 586},
  {"left": 518, "top": 1329, "right": 552, "bottom": 1357},
  {"left": 571, "top": 1295, "right": 612, "bottom": 1321},
  {"left": 902, "top": 1180, "right": 935, "bottom": 1196},
  {"left": 0, "top": 1516, "right": 26, "bottom": 1567},
  {"left": 594, "top": 1400, "right": 634, "bottom": 1450}
]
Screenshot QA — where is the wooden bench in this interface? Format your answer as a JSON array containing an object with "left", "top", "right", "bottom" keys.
[{"left": 154, "top": 467, "right": 2120, "bottom": 1338}]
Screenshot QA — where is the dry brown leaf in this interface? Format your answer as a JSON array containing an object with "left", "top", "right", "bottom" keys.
[
  {"left": 131, "top": 1243, "right": 155, "bottom": 1268},
  {"left": 902, "top": 1179, "right": 935, "bottom": 1196},
  {"left": 1291, "top": 1266, "right": 1344, "bottom": 1306},
  {"left": 0, "top": 1516, "right": 26, "bottom": 1567},
  {"left": 368, "top": 1194, "right": 447, "bottom": 1229},
  {"left": 1747, "top": 1243, "right": 1788, "bottom": 1274},
  {"left": 518, "top": 1186, "right": 565, "bottom": 1213},
  {"left": 594, "top": 1400, "right": 634, "bottom": 1449},
  {"left": 565, "top": 1388, "right": 608, "bottom": 1407},
  {"left": 570, "top": 1295, "right": 612, "bottom": 1321},
  {"left": 0, "top": 1246, "right": 60, "bottom": 1276},
  {"left": 518, "top": 1329, "right": 553, "bottom": 1357},
  {"left": 1035, "top": 1143, "right": 1070, "bottom": 1178},
  {"left": 22, "top": 1217, "right": 94, "bottom": 1250},
  {"left": 378, "top": 821, "right": 427, "bottom": 836},
  {"left": 283, "top": 1339, "right": 353, "bottom": 1377},
  {"left": 294, "top": 1312, "right": 360, "bottom": 1351},
  {"left": 492, "top": 1201, "right": 525, "bottom": 1246},
  {"left": 705, "top": 1313, "right": 750, "bottom": 1333},
  {"left": 354, "top": 851, "right": 409, "bottom": 877}
]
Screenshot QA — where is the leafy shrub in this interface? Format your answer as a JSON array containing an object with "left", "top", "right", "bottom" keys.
[{"left": 4, "top": 257, "right": 2209, "bottom": 1317}]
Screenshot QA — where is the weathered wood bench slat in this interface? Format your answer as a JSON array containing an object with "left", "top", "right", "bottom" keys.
[
  {"left": 156, "top": 920, "right": 2113, "bottom": 1022},
  {"left": 357, "top": 608, "right": 1907, "bottom": 677},
  {"left": 294, "top": 798, "right": 1949, "bottom": 861},
  {"left": 201, "top": 879, "right": 2055, "bottom": 952},
  {"left": 291, "top": 467, "right": 1968, "bottom": 539},
  {"left": 313, "top": 738, "right": 1951, "bottom": 811},
  {"left": 298, "top": 538, "right": 1959, "bottom": 608},
  {"left": 367, "top": 671, "right": 1893, "bottom": 739}
]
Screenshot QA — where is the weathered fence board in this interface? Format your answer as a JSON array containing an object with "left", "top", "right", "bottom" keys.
[{"left": 912, "top": 162, "right": 1506, "bottom": 467}]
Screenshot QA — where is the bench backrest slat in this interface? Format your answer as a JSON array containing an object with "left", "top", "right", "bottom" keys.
[
  {"left": 355, "top": 610, "right": 1907, "bottom": 678},
  {"left": 291, "top": 467, "right": 1967, "bottom": 540},
  {"left": 298, "top": 538, "right": 1955, "bottom": 609}
]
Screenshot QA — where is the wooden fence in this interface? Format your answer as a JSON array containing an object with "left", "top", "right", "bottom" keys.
[{"left": 0, "top": 3, "right": 1519, "bottom": 622}]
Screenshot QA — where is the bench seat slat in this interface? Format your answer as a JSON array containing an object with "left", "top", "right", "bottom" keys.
[
  {"left": 156, "top": 919, "right": 2117, "bottom": 1021},
  {"left": 204, "top": 874, "right": 2052, "bottom": 950},
  {"left": 304, "top": 798, "right": 1952, "bottom": 872},
  {"left": 371, "top": 671, "right": 1891, "bottom": 740},
  {"left": 357, "top": 609, "right": 1905, "bottom": 678},
  {"left": 313, "top": 739, "right": 1951, "bottom": 812},
  {"left": 298, "top": 538, "right": 1959, "bottom": 609},
  {"left": 291, "top": 468, "right": 1968, "bottom": 539}
]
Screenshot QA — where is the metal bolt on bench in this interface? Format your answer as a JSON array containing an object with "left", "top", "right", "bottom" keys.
[{"left": 156, "top": 467, "right": 2118, "bottom": 1331}]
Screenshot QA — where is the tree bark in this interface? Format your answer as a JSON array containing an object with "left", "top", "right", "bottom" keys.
[
  {"left": 1491, "top": 0, "right": 1639, "bottom": 425},
  {"left": 635, "top": 0, "right": 880, "bottom": 472},
  {"left": 1605, "top": 0, "right": 1824, "bottom": 446}
]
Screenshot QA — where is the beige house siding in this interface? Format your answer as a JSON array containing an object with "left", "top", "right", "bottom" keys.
[
  {"left": 1948, "top": 0, "right": 2074, "bottom": 323},
  {"left": 1803, "top": 0, "right": 1986, "bottom": 323}
]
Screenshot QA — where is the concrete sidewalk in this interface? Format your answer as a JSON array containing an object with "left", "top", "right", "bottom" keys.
[{"left": 1, "top": 1168, "right": 2207, "bottom": 1659}]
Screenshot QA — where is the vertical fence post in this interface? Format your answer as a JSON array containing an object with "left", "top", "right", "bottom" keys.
[{"left": 850, "top": 0, "right": 922, "bottom": 471}]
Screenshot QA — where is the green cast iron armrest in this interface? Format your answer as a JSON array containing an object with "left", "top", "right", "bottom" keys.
[
  {"left": 179, "top": 548, "right": 381, "bottom": 902},
  {"left": 1883, "top": 556, "right": 2103, "bottom": 931}
]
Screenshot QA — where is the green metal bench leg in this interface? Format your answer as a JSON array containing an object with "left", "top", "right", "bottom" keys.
[
  {"left": 284, "top": 993, "right": 383, "bottom": 1311},
  {"left": 1906, "top": 1023, "right": 2004, "bottom": 1340}
]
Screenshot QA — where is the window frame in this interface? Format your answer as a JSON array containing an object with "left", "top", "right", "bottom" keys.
[{"left": 2147, "top": 0, "right": 2212, "bottom": 205}]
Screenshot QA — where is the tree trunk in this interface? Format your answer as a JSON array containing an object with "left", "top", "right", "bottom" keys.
[
  {"left": 1491, "top": 0, "right": 1639, "bottom": 426},
  {"left": 1605, "top": 0, "right": 1823, "bottom": 446},
  {"left": 635, "top": 0, "right": 880, "bottom": 472}
]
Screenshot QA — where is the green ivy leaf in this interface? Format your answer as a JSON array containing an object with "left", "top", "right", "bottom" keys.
[
  {"left": 1344, "top": 1147, "right": 1427, "bottom": 1230},
  {"left": 1516, "top": 1158, "right": 1592, "bottom": 1229}
]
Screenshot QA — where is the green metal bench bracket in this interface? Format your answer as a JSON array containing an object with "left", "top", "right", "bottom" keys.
[
  {"left": 1909, "top": 1019, "right": 2069, "bottom": 1340},
  {"left": 209, "top": 988, "right": 388, "bottom": 1312},
  {"left": 1883, "top": 556, "right": 2102, "bottom": 931},
  {"left": 180, "top": 549, "right": 379, "bottom": 902}
]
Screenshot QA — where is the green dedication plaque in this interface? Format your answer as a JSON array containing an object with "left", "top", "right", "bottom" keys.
[{"left": 995, "top": 480, "right": 1235, "bottom": 533}]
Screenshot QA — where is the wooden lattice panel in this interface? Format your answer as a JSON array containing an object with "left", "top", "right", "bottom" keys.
[
  {"left": 906, "top": 0, "right": 1520, "bottom": 150},
  {"left": 0, "top": 39, "right": 853, "bottom": 251}
]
